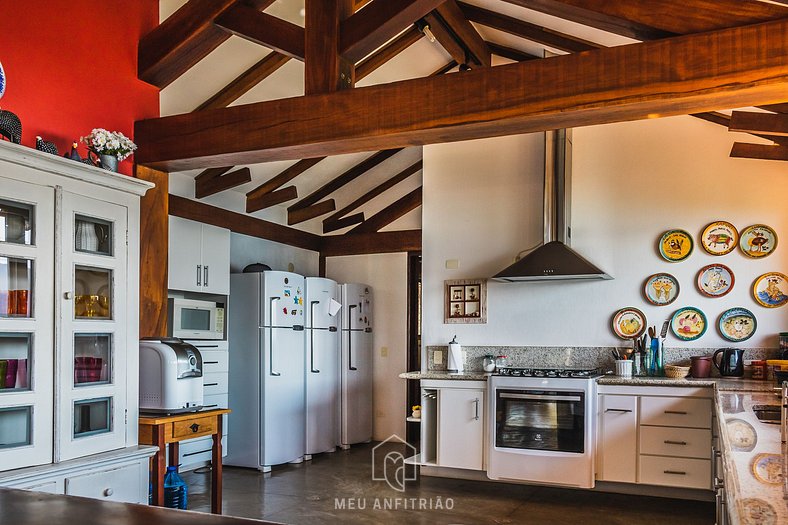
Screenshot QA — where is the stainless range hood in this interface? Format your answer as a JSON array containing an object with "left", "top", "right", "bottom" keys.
[{"left": 492, "top": 129, "right": 612, "bottom": 282}]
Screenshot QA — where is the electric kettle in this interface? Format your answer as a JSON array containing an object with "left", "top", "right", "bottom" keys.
[{"left": 713, "top": 348, "right": 745, "bottom": 377}]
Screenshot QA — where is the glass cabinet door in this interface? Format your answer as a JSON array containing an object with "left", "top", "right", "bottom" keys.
[
  {"left": 58, "top": 192, "right": 128, "bottom": 461},
  {"left": 0, "top": 179, "right": 55, "bottom": 471}
]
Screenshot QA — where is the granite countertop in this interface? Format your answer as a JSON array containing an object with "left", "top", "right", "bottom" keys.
[
  {"left": 598, "top": 375, "right": 778, "bottom": 392},
  {"left": 398, "top": 371, "right": 490, "bottom": 381}
]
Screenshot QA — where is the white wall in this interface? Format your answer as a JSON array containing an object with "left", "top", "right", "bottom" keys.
[
  {"left": 230, "top": 233, "right": 319, "bottom": 276},
  {"left": 326, "top": 254, "right": 409, "bottom": 441},
  {"left": 423, "top": 116, "right": 788, "bottom": 350}
]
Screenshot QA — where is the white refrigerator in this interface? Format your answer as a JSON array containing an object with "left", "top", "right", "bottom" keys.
[
  {"left": 340, "top": 283, "right": 373, "bottom": 448},
  {"left": 226, "top": 271, "right": 306, "bottom": 472},
  {"left": 304, "top": 277, "right": 341, "bottom": 457}
]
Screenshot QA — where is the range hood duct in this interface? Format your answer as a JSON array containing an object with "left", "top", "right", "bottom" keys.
[{"left": 492, "top": 129, "right": 612, "bottom": 282}]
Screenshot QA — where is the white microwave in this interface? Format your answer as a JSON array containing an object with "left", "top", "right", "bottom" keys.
[{"left": 168, "top": 298, "right": 225, "bottom": 340}]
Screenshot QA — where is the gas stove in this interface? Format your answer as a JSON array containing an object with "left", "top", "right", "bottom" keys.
[{"left": 493, "top": 367, "right": 603, "bottom": 379}]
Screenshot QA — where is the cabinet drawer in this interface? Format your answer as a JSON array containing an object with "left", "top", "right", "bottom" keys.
[
  {"left": 200, "top": 350, "right": 228, "bottom": 373},
  {"left": 178, "top": 435, "right": 228, "bottom": 469},
  {"left": 202, "top": 394, "right": 229, "bottom": 434},
  {"left": 639, "top": 455, "right": 711, "bottom": 489},
  {"left": 18, "top": 480, "right": 60, "bottom": 494},
  {"left": 640, "top": 396, "right": 711, "bottom": 428},
  {"left": 203, "top": 372, "right": 228, "bottom": 396},
  {"left": 65, "top": 463, "right": 143, "bottom": 503},
  {"left": 639, "top": 426, "right": 711, "bottom": 459},
  {"left": 172, "top": 415, "right": 215, "bottom": 440}
]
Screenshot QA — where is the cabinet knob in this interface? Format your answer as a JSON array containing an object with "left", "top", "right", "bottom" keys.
[
  {"left": 64, "top": 291, "right": 73, "bottom": 300},
  {"left": 103, "top": 488, "right": 114, "bottom": 497},
  {"left": 190, "top": 423, "right": 200, "bottom": 433}
]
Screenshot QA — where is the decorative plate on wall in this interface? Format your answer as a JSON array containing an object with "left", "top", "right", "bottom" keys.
[
  {"left": 658, "top": 229, "right": 693, "bottom": 262},
  {"left": 612, "top": 307, "right": 647, "bottom": 339},
  {"left": 670, "top": 306, "right": 707, "bottom": 341},
  {"left": 751, "top": 454, "right": 782, "bottom": 485},
  {"left": 719, "top": 307, "right": 757, "bottom": 342},
  {"left": 644, "top": 273, "right": 679, "bottom": 305},
  {"left": 739, "top": 224, "right": 777, "bottom": 258},
  {"left": 0, "top": 61, "right": 5, "bottom": 99},
  {"left": 726, "top": 418, "right": 757, "bottom": 452},
  {"left": 701, "top": 221, "right": 738, "bottom": 255},
  {"left": 753, "top": 272, "right": 788, "bottom": 308},
  {"left": 697, "top": 264, "right": 735, "bottom": 297}
]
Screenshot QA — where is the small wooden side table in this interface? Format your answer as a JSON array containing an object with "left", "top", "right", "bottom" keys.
[{"left": 139, "top": 408, "right": 231, "bottom": 514}]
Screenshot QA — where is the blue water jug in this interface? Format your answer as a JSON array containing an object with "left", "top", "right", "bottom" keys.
[{"left": 163, "top": 465, "right": 188, "bottom": 509}]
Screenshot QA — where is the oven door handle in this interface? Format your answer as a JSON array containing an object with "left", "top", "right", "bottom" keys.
[{"left": 499, "top": 393, "right": 582, "bottom": 402}]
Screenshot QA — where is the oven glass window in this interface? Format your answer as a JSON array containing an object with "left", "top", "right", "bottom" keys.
[
  {"left": 495, "top": 389, "right": 585, "bottom": 453},
  {"left": 180, "top": 308, "right": 211, "bottom": 331}
]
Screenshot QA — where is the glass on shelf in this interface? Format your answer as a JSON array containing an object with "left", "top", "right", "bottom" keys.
[
  {"left": 0, "top": 198, "right": 34, "bottom": 246},
  {"left": 74, "top": 334, "right": 111, "bottom": 386},
  {"left": 74, "top": 266, "right": 112, "bottom": 320},
  {"left": 73, "top": 397, "right": 111, "bottom": 438},
  {"left": 74, "top": 215, "right": 112, "bottom": 256},
  {"left": 0, "top": 257, "right": 33, "bottom": 318},
  {"left": 0, "top": 333, "right": 31, "bottom": 391},
  {"left": 0, "top": 406, "right": 31, "bottom": 449}
]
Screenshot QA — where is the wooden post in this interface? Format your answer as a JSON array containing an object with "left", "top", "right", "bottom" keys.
[
  {"left": 304, "top": 0, "right": 354, "bottom": 94},
  {"left": 136, "top": 165, "right": 169, "bottom": 338}
]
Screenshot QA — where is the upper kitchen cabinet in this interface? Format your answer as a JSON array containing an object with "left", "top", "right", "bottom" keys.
[{"left": 168, "top": 216, "right": 230, "bottom": 295}]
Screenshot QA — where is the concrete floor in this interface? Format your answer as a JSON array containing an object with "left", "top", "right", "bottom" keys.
[{"left": 183, "top": 442, "right": 714, "bottom": 524}]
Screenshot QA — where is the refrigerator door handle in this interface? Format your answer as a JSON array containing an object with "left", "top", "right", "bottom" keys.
[
  {"left": 269, "top": 297, "right": 281, "bottom": 376},
  {"left": 348, "top": 305, "right": 358, "bottom": 370},
  {"left": 310, "top": 301, "right": 320, "bottom": 373}
]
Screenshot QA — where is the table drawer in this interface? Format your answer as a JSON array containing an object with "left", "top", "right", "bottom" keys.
[
  {"left": 639, "top": 455, "right": 711, "bottom": 489},
  {"left": 200, "top": 351, "right": 228, "bottom": 373},
  {"left": 640, "top": 426, "right": 711, "bottom": 459},
  {"left": 203, "top": 372, "right": 228, "bottom": 396},
  {"left": 65, "top": 463, "right": 143, "bottom": 503},
  {"left": 173, "top": 415, "right": 216, "bottom": 440},
  {"left": 640, "top": 396, "right": 711, "bottom": 428}
]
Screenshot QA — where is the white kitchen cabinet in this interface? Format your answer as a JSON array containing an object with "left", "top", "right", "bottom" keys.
[
  {"left": 0, "top": 141, "right": 156, "bottom": 502},
  {"left": 168, "top": 216, "right": 230, "bottom": 295},
  {"left": 597, "top": 394, "right": 638, "bottom": 483}
]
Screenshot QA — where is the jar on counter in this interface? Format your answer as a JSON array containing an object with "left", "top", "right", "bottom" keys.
[
  {"left": 494, "top": 355, "right": 508, "bottom": 370},
  {"left": 752, "top": 360, "right": 768, "bottom": 380},
  {"left": 482, "top": 355, "right": 496, "bottom": 373}
]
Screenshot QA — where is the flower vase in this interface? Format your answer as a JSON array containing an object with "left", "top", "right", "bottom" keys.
[{"left": 99, "top": 154, "right": 119, "bottom": 172}]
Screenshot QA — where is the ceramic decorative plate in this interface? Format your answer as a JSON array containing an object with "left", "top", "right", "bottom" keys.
[
  {"left": 740, "top": 498, "right": 777, "bottom": 525},
  {"left": 658, "top": 229, "right": 693, "bottom": 262},
  {"left": 0, "top": 61, "right": 5, "bottom": 99},
  {"left": 751, "top": 454, "right": 782, "bottom": 485},
  {"left": 612, "top": 307, "right": 647, "bottom": 339},
  {"left": 739, "top": 224, "right": 777, "bottom": 258},
  {"left": 670, "top": 306, "right": 707, "bottom": 341},
  {"left": 719, "top": 307, "right": 757, "bottom": 342},
  {"left": 696, "top": 264, "right": 734, "bottom": 297},
  {"left": 701, "top": 221, "right": 738, "bottom": 255},
  {"left": 726, "top": 418, "right": 757, "bottom": 452},
  {"left": 644, "top": 273, "right": 679, "bottom": 306},
  {"left": 753, "top": 272, "right": 788, "bottom": 308}
]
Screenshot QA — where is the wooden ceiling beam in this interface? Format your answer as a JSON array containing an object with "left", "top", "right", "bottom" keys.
[
  {"left": 351, "top": 187, "right": 422, "bottom": 233},
  {"left": 457, "top": 1, "right": 600, "bottom": 53},
  {"left": 320, "top": 230, "right": 422, "bottom": 256},
  {"left": 323, "top": 213, "right": 366, "bottom": 234},
  {"left": 288, "top": 149, "right": 403, "bottom": 212},
  {"left": 356, "top": 26, "right": 423, "bottom": 81},
  {"left": 692, "top": 111, "right": 785, "bottom": 144},
  {"left": 196, "top": 52, "right": 291, "bottom": 111},
  {"left": 431, "top": 60, "right": 458, "bottom": 75},
  {"left": 135, "top": 19, "right": 788, "bottom": 170},
  {"left": 730, "top": 142, "right": 788, "bottom": 161},
  {"left": 340, "top": 0, "right": 446, "bottom": 63},
  {"left": 214, "top": 4, "right": 306, "bottom": 60},
  {"left": 246, "top": 157, "right": 326, "bottom": 202},
  {"left": 729, "top": 111, "right": 788, "bottom": 137},
  {"left": 288, "top": 200, "right": 337, "bottom": 225},
  {"left": 305, "top": 0, "right": 355, "bottom": 94},
  {"left": 246, "top": 186, "right": 299, "bottom": 212},
  {"left": 195, "top": 167, "right": 252, "bottom": 199},
  {"left": 759, "top": 103, "right": 788, "bottom": 114},
  {"left": 431, "top": 0, "right": 491, "bottom": 67},
  {"left": 487, "top": 42, "right": 540, "bottom": 62}
]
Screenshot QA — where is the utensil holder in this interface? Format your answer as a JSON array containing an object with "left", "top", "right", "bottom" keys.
[{"left": 615, "top": 360, "right": 633, "bottom": 377}]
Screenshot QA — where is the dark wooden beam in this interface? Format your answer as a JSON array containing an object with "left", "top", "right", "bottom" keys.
[
  {"left": 323, "top": 160, "right": 423, "bottom": 232},
  {"left": 760, "top": 103, "right": 788, "bottom": 114},
  {"left": 138, "top": 0, "right": 237, "bottom": 88},
  {"left": 288, "top": 149, "right": 403, "bottom": 212},
  {"left": 431, "top": 0, "right": 491, "bottom": 67},
  {"left": 246, "top": 186, "right": 299, "bottom": 212},
  {"left": 305, "top": 0, "right": 354, "bottom": 94},
  {"left": 246, "top": 157, "right": 326, "bottom": 205},
  {"left": 356, "top": 26, "right": 423, "bottom": 81},
  {"left": 340, "top": 0, "right": 446, "bottom": 63},
  {"left": 135, "top": 19, "right": 788, "bottom": 169},
  {"left": 196, "top": 52, "right": 291, "bottom": 111},
  {"left": 288, "top": 200, "right": 337, "bottom": 225},
  {"left": 487, "top": 41, "right": 540, "bottom": 62},
  {"left": 351, "top": 187, "right": 422, "bottom": 233},
  {"left": 318, "top": 254, "right": 327, "bottom": 277},
  {"left": 323, "top": 213, "right": 366, "bottom": 234},
  {"left": 195, "top": 167, "right": 252, "bottom": 199},
  {"left": 431, "top": 60, "right": 458, "bottom": 75},
  {"left": 729, "top": 111, "right": 788, "bottom": 137},
  {"left": 137, "top": 166, "right": 169, "bottom": 338},
  {"left": 169, "top": 194, "right": 321, "bottom": 251},
  {"left": 692, "top": 111, "right": 785, "bottom": 144},
  {"left": 214, "top": 4, "right": 306, "bottom": 60},
  {"left": 458, "top": 1, "right": 600, "bottom": 53},
  {"left": 730, "top": 142, "right": 788, "bottom": 161},
  {"left": 499, "top": 0, "right": 674, "bottom": 41},
  {"left": 320, "top": 230, "right": 422, "bottom": 256}
]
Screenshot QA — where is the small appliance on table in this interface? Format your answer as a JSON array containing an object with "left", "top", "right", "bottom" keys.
[{"left": 139, "top": 338, "right": 204, "bottom": 414}]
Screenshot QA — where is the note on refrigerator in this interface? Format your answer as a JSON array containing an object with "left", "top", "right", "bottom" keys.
[{"left": 328, "top": 298, "right": 342, "bottom": 317}]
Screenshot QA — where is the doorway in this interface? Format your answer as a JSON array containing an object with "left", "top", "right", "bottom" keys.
[{"left": 406, "top": 251, "right": 421, "bottom": 446}]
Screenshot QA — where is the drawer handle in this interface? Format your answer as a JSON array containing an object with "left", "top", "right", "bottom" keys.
[
  {"left": 103, "top": 488, "right": 114, "bottom": 497},
  {"left": 663, "top": 470, "right": 687, "bottom": 476},
  {"left": 204, "top": 404, "right": 218, "bottom": 409},
  {"left": 184, "top": 448, "right": 212, "bottom": 457},
  {"left": 605, "top": 408, "right": 632, "bottom": 413},
  {"left": 204, "top": 383, "right": 219, "bottom": 387},
  {"left": 190, "top": 423, "right": 200, "bottom": 433},
  {"left": 664, "top": 410, "right": 688, "bottom": 415},
  {"left": 204, "top": 361, "right": 220, "bottom": 364},
  {"left": 664, "top": 440, "right": 688, "bottom": 446}
]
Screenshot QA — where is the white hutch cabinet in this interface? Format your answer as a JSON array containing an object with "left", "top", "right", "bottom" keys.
[{"left": 0, "top": 141, "right": 156, "bottom": 503}]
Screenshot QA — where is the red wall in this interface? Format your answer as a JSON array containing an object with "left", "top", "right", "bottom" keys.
[{"left": 0, "top": 1, "right": 159, "bottom": 175}]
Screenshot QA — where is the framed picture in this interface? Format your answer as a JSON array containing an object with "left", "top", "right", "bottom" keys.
[{"left": 444, "top": 279, "right": 487, "bottom": 324}]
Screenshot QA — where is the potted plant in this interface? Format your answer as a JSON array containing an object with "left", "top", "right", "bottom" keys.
[{"left": 81, "top": 128, "right": 137, "bottom": 172}]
